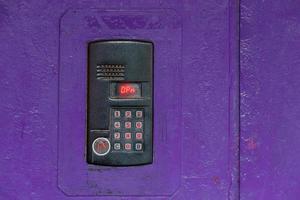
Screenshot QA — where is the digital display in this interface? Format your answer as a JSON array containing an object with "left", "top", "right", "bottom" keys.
[{"left": 113, "top": 83, "right": 141, "bottom": 98}]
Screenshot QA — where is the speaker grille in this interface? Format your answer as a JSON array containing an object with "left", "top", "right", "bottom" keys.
[{"left": 96, "top": 64, "right": 125, "bottom": 80}]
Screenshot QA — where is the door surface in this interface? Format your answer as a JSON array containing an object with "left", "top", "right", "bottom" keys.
[{"left": 0, "top": 0, "right": 299, "bottom": 199}]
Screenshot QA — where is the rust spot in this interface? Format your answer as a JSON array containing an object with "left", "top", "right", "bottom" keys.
[
  {"left": 246, "top": 137, "right": 257, "bottom": 150},
  {"left": 212, "top": 176, "right": 220, "bottom": 185}
]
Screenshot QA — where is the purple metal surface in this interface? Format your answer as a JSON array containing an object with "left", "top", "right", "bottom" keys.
[
  {"left": 240, "top": 1, "right": 300, "bottom": 199},
  {"left": 0, "top": 0, "right": 239, "bottom": 199}
]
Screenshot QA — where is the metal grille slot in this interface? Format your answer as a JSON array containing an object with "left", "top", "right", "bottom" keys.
[{"left": 96, "top": 64, "right": 125, "bottom": 80}]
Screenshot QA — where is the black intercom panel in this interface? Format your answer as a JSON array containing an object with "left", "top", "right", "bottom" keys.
[{"left": 87, "top": 40, "right": 153, "bottom": 166}]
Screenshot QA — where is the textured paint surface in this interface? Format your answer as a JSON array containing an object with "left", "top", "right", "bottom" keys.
[
  {"left": 0, "top": 0, "right": 239, "bottom": 199},
  {"left": 240, "top": 1, "right": 300, "bottom": 199}
]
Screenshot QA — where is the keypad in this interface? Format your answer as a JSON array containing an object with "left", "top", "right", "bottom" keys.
[{"left": 111, "top": 108, "right": 144, "bottom": 152}]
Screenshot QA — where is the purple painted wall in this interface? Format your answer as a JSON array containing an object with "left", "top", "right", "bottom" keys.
[
  {"left": 0, "top": 0, "right": 298, "bottom": 199},
  {"left": 240, "top": 1, "right": 300, "bottom": 199},
  {"left": 0, "top": 0, "right": 239, "bottom": 199}
]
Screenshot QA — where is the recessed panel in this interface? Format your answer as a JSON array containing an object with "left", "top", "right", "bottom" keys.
[{"left": 58, "top": 9, "right": 182, "bottom": 196}]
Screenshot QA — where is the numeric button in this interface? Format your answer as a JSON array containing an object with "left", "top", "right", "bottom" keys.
[
  {"left": 136, "top": 122, "right": 143, "bottom": 129},
  {"left": 136, "top": 111, "right": 143, "bottom": 118},
  {"left": 114, "top": 111, "right": 121, "bottom": 118},
  {"left": 125, "top": 111, "right": 132, "bottom": 118},
  {"left": 125, "top": 132, "right": 131, "bottom": 140},
  {"left": 114, "top": 143, "right": 121, "bottom": 150},
  {"left": 114, "top": 122, "right": 121, "bottom": 129},
  {"left": 136, "top": 132, "right": 143, "bottom": 140},
  {"left": 114, "top": 132, "right": 120, "bottom": 140},
  {"left": 135, "top": 143, "right": 143, "bottom": 151},
  {"left": 125, "top": 122, "right": 131, "bottom": 129},
  {"left": 125, "top": 143, "right": 132, "bottom": 151}
]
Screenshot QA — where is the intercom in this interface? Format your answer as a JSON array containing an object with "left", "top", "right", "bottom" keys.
[{"left": 87, "top": 40, "right": 153, "bottom": 166}]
